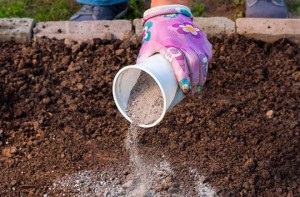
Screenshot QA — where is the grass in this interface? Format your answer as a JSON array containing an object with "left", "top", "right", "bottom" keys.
[
  {"left": 0, "top": 0, "right": 205, "bottom": 21},
  {"left": 126, "top": 0, "right": 144, "bottom": 19},
  {"left": 0, "top": 0, "right": 299, "bottom": 21},
  {"left": 0, "top": 0, "right": 80, "bottom": 21},
  {"left": 286, "top": 0, "right": 300, "bottom": 16},
  {"left": 191, "top": 1, "right": 205, "bottom": 17},
  {"left": 0, "top": 0, "right": 27, "bottom": 17},
  {"left": 232, "top": 0, "right": 245, "bottom": 18}
]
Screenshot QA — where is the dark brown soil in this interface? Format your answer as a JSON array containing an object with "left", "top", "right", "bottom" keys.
[{"left": 0, "top": 34, "right": 299, "bottom": 196}]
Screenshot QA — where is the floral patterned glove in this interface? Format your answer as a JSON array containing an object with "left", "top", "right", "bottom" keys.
[{"left": 138, "top": 4, "right": 212, "bottom": 94}]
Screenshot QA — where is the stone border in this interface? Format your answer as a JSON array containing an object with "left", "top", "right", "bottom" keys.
[
  {"left": 0, "top": 17, "right": 299, "bottom": 45},
  {"left": 236, "top": 18, "right": 300, "bottom": 45},
  {"left": 33, "top": 20, "right": 132, "bottom": 41},
  {"left": 0, "top": 18, "right": 34, "bottom": 43}
]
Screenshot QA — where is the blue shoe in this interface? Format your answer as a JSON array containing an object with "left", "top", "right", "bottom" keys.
[
  {"left": 70, "top": 2, "right": 128, "bottom": 21},
  {"left": 246, "top": 0, "right": 288, "bottom": 18}
]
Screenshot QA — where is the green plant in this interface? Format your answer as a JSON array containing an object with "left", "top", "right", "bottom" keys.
[
  {"left": 0, "top": 0, "right": 27, "bottom": 18},
  {"left": 126, "top": 0, "right": 144, "bottom": 19},
  {"left": 31, "top": 0, "right": 74, "bottom": 21},
  {"left": 231, "top": 0, "right": 245, "bottom": 18},
  {"left": 191, "top": 1, "right": 205, "bottom": 17},
  {"left": 0, "top": 0, "right": 80, "bottom": 21},
  {"left": 286, "top": 0, "right": 300, "bottom": 16}
]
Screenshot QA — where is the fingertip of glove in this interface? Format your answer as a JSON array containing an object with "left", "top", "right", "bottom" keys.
[
  {"left": 179, "top": 78, "right": 191, "bottom": 94},
  {"left": 181, "top": 85, "right": 191, "bottom": 94},
  {"left": 196, "top": 85, "right": 203, "bottom": 93}
]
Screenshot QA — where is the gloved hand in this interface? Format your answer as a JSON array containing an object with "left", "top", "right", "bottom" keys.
[{"left": 137, "top": 5, "right": 212, "bottom": 94}]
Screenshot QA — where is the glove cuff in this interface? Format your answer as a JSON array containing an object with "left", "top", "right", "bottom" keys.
[{"left": 142, "top": 4, "right": 193, "bottom": 24}]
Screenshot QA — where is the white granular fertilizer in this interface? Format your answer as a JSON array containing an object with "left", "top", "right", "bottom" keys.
[
  {"left": 126, "top": 71, "right": 164, "bottom": 125},
  {"left": 49, "top": 161, "right": 217, "bottom": 197},
  {"left": 48, "top": 72, "right": 218, "bottom": 196}
]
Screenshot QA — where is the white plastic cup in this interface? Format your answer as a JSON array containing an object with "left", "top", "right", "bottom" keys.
[{"left": 112, "top": 54, "right": 185, "bottom": 128}]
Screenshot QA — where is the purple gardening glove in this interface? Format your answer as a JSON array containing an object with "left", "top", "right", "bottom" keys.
[{"left": 137, "top": 5, "right": 212, "bottom": 94}]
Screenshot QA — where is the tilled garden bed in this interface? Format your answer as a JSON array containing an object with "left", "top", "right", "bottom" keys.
[{"left": 0, "top": 34, "right": 299, "bottom": 196}]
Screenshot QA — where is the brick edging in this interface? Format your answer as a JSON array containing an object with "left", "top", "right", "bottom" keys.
[
  {"left": 0, "top": 18, "right": 34, "bottom": 43},
  {"left": 0, "top": 17, "right": 299, "bottom": 46},
  {"left": 236, "top": 18, "right": 300, "bottom": 45}
]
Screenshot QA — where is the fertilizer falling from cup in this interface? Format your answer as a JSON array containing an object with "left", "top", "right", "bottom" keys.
[
  {"left": 113, "top": 54, "right": 185, "bottom": 195},
  {"left": 113, "top": 54, "right": 185, "bottom": 128}
]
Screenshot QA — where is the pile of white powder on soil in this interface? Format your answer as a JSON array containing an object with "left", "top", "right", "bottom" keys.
[{"left": 48, "top": 71, "right": 217, "bottom": 197}]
